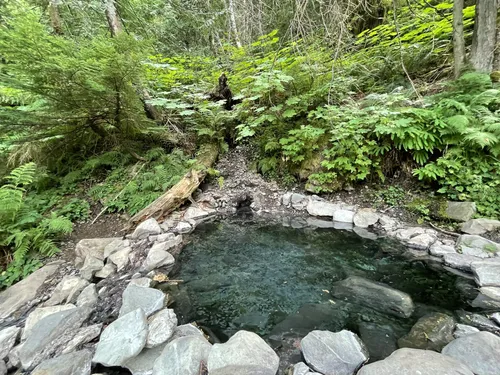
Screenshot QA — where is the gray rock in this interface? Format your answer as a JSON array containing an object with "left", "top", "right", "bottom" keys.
[
  {"left": 378, "top": 215, "right": 398, "bottom": 230},
  {"left": 394, "top": 227, "right": 426, "bottom": 241},
  {"left": 7, "top": 344, "right": 20, "bottom": 368},
  {"left": 492, "top": 313, "right": 500, "bottom": 325},
  {"left": 130, "top": 278, "right": 152, "bottom": 287},
  {"left": 445, "top": 201, "right": 477, "bottom": 222},
  {"left": 332, "top": 276, "right": 414, "bottom": 318},
  {"left": 32, "top": 350, "right": 92, "bottom": 375},
  {"left": 407, "top": 233, "right": 436, "bottom": 250},
  {"left": 291, "top": 216, "right": 308, "bottom": 229},
  {"left": 454, "top": 324, "right": 480, "bottom": 338},
  {"left": 458, "top": 234, "right": 500, "bottom": 256},
  {"left": 155, "top": 233, "right": 176, "bottom": 243},
  {"left": 60, "top": 324, "right": 102, "bottom": 355},
  {"left": 443, "top": 253, "right": 479, "bottom": 272},
  {"left": 442, "top": 331, "right": 500, "bottom": 375},
  {"left": 76, "top": 284, "right": 98, "bottom": 307},
  {"left": 132, "top": 218, "right": 162, "bottom": 239},
  {"left": 208, "top": 331, "right": 278, "bottom": 374},
  {"left": 291, "top": 362, "right": 313, "bottom": 375},
  {"left": 333, "top": 209, "right": 355, "bottom": 223},
  {"left": 471, "top": 287, "right": 500, "bottom": 309},
  {"left": 0, "top": 262, "right": 60, "bottom": 320},
  {"left": 175, "top": 221, "right": 192, "bottom": 234},
  {"left": 210, "top": 366, "right": 277, "bottom": 375},
  {"left": 74, "top": 238, "right": 119, "bottom": 266},
  {"left": 353, "top": 227, "right": 378, "bottom": 240},
  {"left": 125, "top": 344, "right": 165, "bottom": 375},
  {"left": 301, "top": 330, "right": 368, "bottom": 375},
  {"left": 357, "top": 348, "right": 474, "bottom": 375},
  {"left": 22, "top": 305, "right": 76, "bottom": 341},
  {"left": 291, "top": 193, "right": 309, "bottom": 210},
  {"left": 429, "top": 243, "right": 456, "bottom": 257},
  {"left": 456, "top": 311, "right": 500, "bottom": 335},
  {"left": 153, "top": 335, "right": 211, "bottom": 375},
  {"left": 333, "top": 221, "right": 354, "bottom": 230},
  {"left": 119, "top": 284, "right": 165, "bottom": 317},
  {"left": 306, "top": 217, "right": 336, "bottom": 229},
  {"left": 282, "top": 193, "right": 292, "bottom": 206},
  {"left": 0, "top": 326, "right": 20, "bottom": 359},
  {"left": 142, "top": 243, "right": 176, "bottom": 272},
  {"left": 358, "top": 323, "right": 397, "bottom": 361},
  {"left": 353, "top": 209, "right": 379, "bottom": 228},
  {"left": 472, "top": 259, "right": 500, "bottom": 286},
  {"left": 94, "top": 263, "right": 116, "bottom": 279},
  {"left": 397, "top": 313, "right": 455, "bottom": 351},
  {"left": 108, "top": 246, "right": 132, "bottom": 271},
  {"left": 147, "top": 309, "right": 177, "bottom": 348},
  {"left": 168, "top": 324, "right": 204, "bottom": 342},
  {"left": 80, "top": 255, "right": 104, "bottom": 281},
  {"left": 103, "top": 239, "right": 130, "bottom": 259},
  {"left": 19, "top": 306, "right": 91, "bottom": 370},
  {"left": 461, "top": 218, "right": 500, "bottom": 235},
  {"left": 306, "top": 200, "right": 339, "bottom": 217},
  {"left": 184, "top": 206, "right": 212, "bottom": 220},
  {"left": 0, "top": 360, "right": 5, "bottom": 375},
  {"left": 93, "top": 309, "right": 148, "bottom": 367},
  {"left": 45, "top": 276, "right": 89, "bottom": 306}
]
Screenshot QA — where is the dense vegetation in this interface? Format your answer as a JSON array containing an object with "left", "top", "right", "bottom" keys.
[{"left": 0, "top": 0, "right": 499, "bottom": 285}]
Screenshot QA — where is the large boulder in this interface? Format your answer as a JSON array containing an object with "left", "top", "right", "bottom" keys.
[
  {"left": 461, "top": 219, "right": 500, "bottom": 235},
  {"left": 444, "top": 201, "right": 476, "bottom": 222},
  {"left": 456, "top": 311, "right": 500, "bottom": 335},
  {"left": 442, "top": 332, "right": 500, "bottom": 375},
  {"left": 333, "top": 209, "right": 355, "bottom": 223},
  {"left": 357, "top": 348, "right": 474, "bottom": 375},
  {"left": 457, "top": 235, "right": 500, "bottom": 257},
  {"left": 301, "top": 330, "right": 368, "bottom": 375},
  {"left": 108, "top": 246, "right": 133, "bottom": 271},
  {"left": 443, "top": 253, "right": 479, "bottom": 272},
  {"left": 125, "top": 344, "right": 165, "bottom": 375},
  {"left": 147, "top": 309, "right": 178, "bottom": 348},
  {"left": 471, "top": 259, "right": 500, "bottom": 287},
  {"left": 103, "top": 238, "right": 130, "bottom": 259},
  {"left": 471, "top": 287, "right": 500, "bottom": 309},
  {"left": 44, "top": 276, "right": 89, "bottom": 306},
  {"left": 397, "top": 313, "right": 455, "bottom": 351},
  {"left": 0, "top": 262, "right": 60, "bottom": 320},
  {"left": 353, "top": 209, "right": 379, "bottom": 228},
  {"left": 306, "top": 200, "right": 340, "bottom": 217},
  {"left": 358, "top": 323, "right": 398, "bottom": 361},
  {"left": 93, "top": 308, "right": 148, "bottom": 367},
  {"left": 76, "top": 284, "right": 98, "bottom": 307},
  {"left": 0, "top": 326, "right": 20, "bottom": 359},
  {"left": 74, "top": 238, "right": 119, "bottom": 266},
  {"left": 208, "top": 331, "right": 278, "bottom": 375},
  {"left": 119, "top": 284, "right": 165, "bottom": 317},
  {"left": 22, "top": 304, "right": 76, "bottom": 341},
  {"left": 153, "top": 335, "right": 212, "bottom": 375},
  {"left": 454, "top": 324, "right": 480, "bottom": 339},
  {"left": 31, "top": 350, "right": 92, "bottom": 375},
  {"left": 332, "top": 276, "right": 415, "bottom": 318},
  {"left": 132, "top": 218, "right": 162, "bottom": 239}
]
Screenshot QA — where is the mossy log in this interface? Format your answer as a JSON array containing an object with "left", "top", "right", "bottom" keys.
[{"left": 127, "top": 143, "right": 219, "bottom": 227}]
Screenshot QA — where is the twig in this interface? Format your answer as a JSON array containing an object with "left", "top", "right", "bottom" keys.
[{"left": 428, "top": 222, "right": 460, "bottom": 237}]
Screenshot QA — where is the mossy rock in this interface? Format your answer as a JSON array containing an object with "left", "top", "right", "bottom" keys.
[
  {"left": 491, "top": 71, "right": 500, "bottom": 83},
  {"left": 305, "top": 176, "right": 343, "bottom": 193},
  {"left": 298, "top": 154, "right": 323, "bottom": 180}
]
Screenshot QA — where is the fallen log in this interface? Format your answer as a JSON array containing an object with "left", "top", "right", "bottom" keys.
[{"left": 127, "top": 143, "right": 219, "bottom": 227}]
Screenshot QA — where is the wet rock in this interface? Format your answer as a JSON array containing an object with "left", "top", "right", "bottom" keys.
[
  {"left": 306, "top": 217, "right": 336, "bottom": 229},
  {"left": 130, "top": 278, "right": 152, "bottom": 287},
  {"left": 184, "top": 206, "right": 212, "bottom": 220},
  {"left": 353, "top": 227, "right": 378, "bottom": 240},
  {"left": 358, "top": 323, "right": 397, "bottom": 361},
  {"left": 210, "top": 366, "right": 276, "bottom": 375},
  {"left": 125, "top": 344, "right": 165, "bottom": 375},
  {"left": 0, "top": 262, "right": 61, "bottom": 320},
  {"left": 445, "top": 201, "right": 476, "bottom": 222},
  {"left": 442, "top": 332, "right": 500, "bottom": 375},
  {"left": 290, "top": 193, "right": 309, "bottom": 210},
  {"left": 290, "top": 362, "right": 321, "bottom": 375},
  {"left": 407, "top": 233, "right": 436, "bottom": 250},
  {"left": 108, "top": 246, "right": 132, "bottom": 271},
  {"left": 208, "top": 331, "right": 278, "bottom": 374},
  {"left": 456, "top": 311, "right": 500, "bottom": 335},
  {"left": 31, "top": 349, "right": 92, "bottom": 375},
  {"left": 0, "top": 326, "right": 20, "bottom": 359},
  {"left": 332, "top": 276, "right": 414, "bottom": 318},
  {"left": 74, "top": 238, "right": 119, "bottom": 266},
  {"left": 19, "top": 306, "right": 91, "bottom": 370},
  {"left": 301, "top": 330, "right": 368, "bottom": 375},
  {"left": 60, "top": 324, "right": 102, "bottom": 355},
  {"left": 119, "top": 284, "right": 165, "bottom": 317},
  {"left": 291, "top": 216, "right": 308, "bottom": 229},
  {"left": 443, "top": 253, "right": 479, "bottom": 272},
  {"left": 397, "top": 313, "right": 455, "bottom": 351},
  {"left": 357, "top": 348, "right": 474, "bottom": 375},
  {"left": 455, "top": 278, "right": 479, "bottom": 300},
  {"left": 461, "top": 218, "right": 500, "bottom": 235},
  {"left": 80, "top": 255, "right": 104, "bottom": 281},
  {"left": 306, "top": 200, "right": 339, "bottom": 217},
  {"left": 471, "top": 287, "right": 500, "bottom": 309},
  {"left": 168, "top": 324, "right": 204, "bottom": 342},
  {"left": 132, "top": 218, "right": 162, "bottom": 239},
  {"left": 492, "top": 313, "right": 500, "bottom": 325},
  {"left": 353, "top": 209, "right": 379, "bottom": 228},
  {"left": 153, "top": 335, "right": 211, "bottom": 375},
  {"left": 142, "top": 242, "right": 176, "bottom": 272},
  {"left": 429, "top": 243, "right": 456, "bottom": 257},
  {"left": 93, "top": 309, "right": 148, "bottom": 367},
  {"left": 333, "top": 209, "right": 355, "bottom": 223},
  {"left": 0, "top": 361, "right": 5, "bottom": 375},
  {"left": 94, "top": 263, "right": 116, "bottom": 279},
  {"left": 457, "top": 234, "right": 500, "bottom": 257},
  {"left": 472, "top": 259, "right": 500, "bottom": 287},
  {"left": 103, "top": 239, "right": 130, "bottom": 259},
  {"left": 76, "top": 284, "right": 98, "bottom": 307},
  {"left": 454, "top": 324, "right": 480, "bottom": 338},
  {"left": 147, "top": 309, "right": 177, "bottom": 348},
  {"left": 22, "top": 305, "right": 76, "bottom": 341},
  {"left": 175, "top": 221, "right": 192, "bottom": 234}
]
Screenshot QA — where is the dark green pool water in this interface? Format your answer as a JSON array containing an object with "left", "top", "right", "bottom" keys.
[{"left": 169, "top": 217, "right": 468, "bottom": 360}]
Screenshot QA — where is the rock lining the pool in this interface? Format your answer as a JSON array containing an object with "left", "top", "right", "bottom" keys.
[{"left": 0, "top": 189, "right": 499, "bottom": 374}]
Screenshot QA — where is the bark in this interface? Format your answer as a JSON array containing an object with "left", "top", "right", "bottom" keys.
[
  {"left": 105, "top": 0, "right": 123, "bottom": 37},
  {"left": 48, "top": 0, "right": 63, "bottom": 35},
  {"left": 453, "top": 0, "right": 466, "bottom": 78},
  {"left": 470, "top": 0, "right": 498, "bottom": 73},
  {"left": 228, "top": 0, "right": 242, "bottom": 48},
  {"left": 128, "top": 143, "right": 219, "bottom": 226},
  {"left": 494, "top": 4, "right": 500, "bottom": 72}
]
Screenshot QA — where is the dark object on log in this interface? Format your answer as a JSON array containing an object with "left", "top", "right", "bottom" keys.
[{"left": 210, "top": 73, "right": 242, "bottom": 110}]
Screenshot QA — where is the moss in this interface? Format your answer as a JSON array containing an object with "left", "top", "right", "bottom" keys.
[{"left": 490, "top": 71, "right": 500, "bottom": 83}]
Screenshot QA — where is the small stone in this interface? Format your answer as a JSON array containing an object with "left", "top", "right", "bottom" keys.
[
  {"left": 132, "top": 218, "right": 162, "bottom": 240},
  {"left": 95, "top": 263, "right": 116, "bottom": 279},
  {"left": 147, "top": 309, "right": 178, "bottom": 348},
  {"left": 0, "top": 326, "right": 20, "bottom": 359},
  {"left": 80, "top": 256, "right": 104, "bottom": 281},
  {"left": 93, "top": 309, "right": 148, "bottom": 367},
  {"left": 103, "top": 239, "right": 130, "bottom": 259},
  {"left": 119, "top": 284, "right": 165, "bottom": 317},
  {"left": 282, "top": 193, "right": 292, "bottom": 206},
  {"left": 22, "top": 305, "right": 76, "bottom": 341},
  {"left": 445, "top": 201, "right": 476, "bottom": 222},
  {"left": 156, "top": 233, "right": 176, "bottom": 243},
  {"left": 76, "top": 284, "right": 98, "bottom": 307},
  {"left": 461, "top": 218, "right": 500, "bottom": 235},
  {"left": 454, "top": 324, "right": 480, "bottom": 338},
  {"left": 142, "top": 243, "right": 176, "bottom": 272},
  {"left": 130, "top": 278, "right": 152, "bottom": 287},
  {"left": 353, "top": 209, "right": 379, "bottom": 228},
  {"left": 175, "top": 221, "right": 192, "bottom": 234},
  {"left": 333, "top": 209, "right": 355, "bottom": 223},
  {"left": 45, "top": 276, "right": 89, "bottom": 306},
  {"left": 306, "top": 200, "right": 340, "bottom": 217},
  {"left": 397, "top": 313, "right": 455, "bottom": 351},
  {"left": 32, "top": 350, "right": 92, "bottom": 375},
  {"left": 108, "top": 246, "right": 133, "bottom": 271}
]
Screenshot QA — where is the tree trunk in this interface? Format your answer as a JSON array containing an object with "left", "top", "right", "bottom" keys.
[
  {"left": 494, "top": 4, "right": 500, "bottom": 72},
  {"left": 228, "top": 0, "right": 242, "bottom": 47},
  {"left": 127, "top": 143, "right": 219, "bottom": 226},
  {"left": 48, "top": 0, "right": 63, "bottom": 35},
  {"left": 470, "top": 0, "right": 498, "bottom": 73},
  {"left": 453, "top": 0, "right": 466, "bottom": 78},
  {"left": 105, "top": 0, "right": 123, "bottom": 37}
]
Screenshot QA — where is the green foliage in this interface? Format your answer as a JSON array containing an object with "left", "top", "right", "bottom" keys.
[
  {"left": 374, "top": 186, "right": 406, "bottom": 207},
  {"left": 57, "top": 198, "right": 91, "bottom": 222},
  {"left": 0, "top": 163, "right": 72, "bottom": 287}
]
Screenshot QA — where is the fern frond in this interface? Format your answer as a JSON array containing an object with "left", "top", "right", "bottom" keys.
[{"left": 463, "top": 131, "right": 499, "bottom": 148}]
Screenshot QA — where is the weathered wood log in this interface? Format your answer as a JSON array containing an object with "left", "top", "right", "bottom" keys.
[{"left": 127, "top": 143, "right": 219, "bottom": 226}]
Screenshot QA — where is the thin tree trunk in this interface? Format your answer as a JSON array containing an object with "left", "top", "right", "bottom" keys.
[
  {"left": 453, "top": 0, "right": 466, "bottom": 78},
  {"left": 105, "top": 0, "right": 123, "bottom": 37},
  {"left": 494, "top": 4, "right": 500, "bottom": 72},
  {"left": 470, "top": 0, "right": 498, "bottom": 73},
  {"left": 48, "top": 0, "right": 63, "bottom": 35},
  {"left": 228, "top": 0, "right": 242, "bottom": 47}
]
